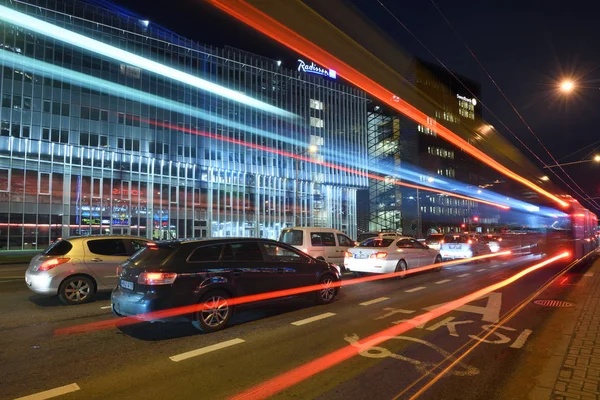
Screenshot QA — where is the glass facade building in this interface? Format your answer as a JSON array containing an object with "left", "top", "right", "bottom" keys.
[{"left": 0, "top": 0, "right": 368, "bottom": 250}]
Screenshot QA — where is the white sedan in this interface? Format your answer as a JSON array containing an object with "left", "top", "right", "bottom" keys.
[{"left": 344, "top": 235, "right": 442, "bottom": 277}]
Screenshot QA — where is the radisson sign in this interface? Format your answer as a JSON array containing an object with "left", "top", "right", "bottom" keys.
[
  {"left": 297, "top": 59, "right": 337, "bottom": 79},
  {"left": 457, "top": 94, "right": 477, "bottom": 106}
]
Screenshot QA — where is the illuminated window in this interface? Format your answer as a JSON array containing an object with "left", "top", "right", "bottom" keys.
[
  {"left": 310, "top": 99, "right": 324, "bottom": 110},
  {"left": 310, "top": 117, "right": 324, "bottom": 128}
]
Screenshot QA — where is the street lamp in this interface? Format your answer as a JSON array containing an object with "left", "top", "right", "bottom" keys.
[
  {"left": 295, "top": 145, "right": 318, "bottom": 226},
  {"left": 543, "top": 155, "right": 600, "bottom": 169},
  {"left": 559, "top": 80, "right": 575, "bottom": 93}
]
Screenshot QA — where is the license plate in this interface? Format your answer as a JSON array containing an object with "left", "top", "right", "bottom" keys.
[
  {"left": 354, "top": 254, "right": 368, "bottom": 259},
  {"left": 120, "top": 279, "right": 134, "bottom": 290},
  {"left": 449, "top": 245, "right": 462, "bottom": 249}
]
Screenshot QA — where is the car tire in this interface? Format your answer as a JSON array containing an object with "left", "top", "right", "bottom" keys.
[
  {"left": 395, "top": 260, "right": 408, "bottom": 279},
  {"left": 58, "top": 275, "right": 95, "bottom": 305},
  {"left": 434, "top": 255, "right": 443, "bottom": 271},
  {"left": 192, "top": 290, "right": 232, "bottom": 333},
  {"left": 315, "top": 274, "right": 337, "bottom": 305}
]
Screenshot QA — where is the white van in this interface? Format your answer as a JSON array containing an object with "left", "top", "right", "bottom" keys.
[{"left": 278, "top": 227, "right": 355, "bottom": 266}]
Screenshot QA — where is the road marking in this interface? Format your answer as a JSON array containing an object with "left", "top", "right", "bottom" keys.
[
  {"left": 435, "top": 279, "right": 451, "bottom": 284},
  {"left": 476, "top": 269, "right": 486, "bottom": 272},
  {"left": 100, "top": 305, "right": 112, "bottom": 309},
  {"left": 490, "top": 265, "right": 499, "bottom": 268},
  {"left": 458, "top": 273, "right": 471, "bottom": 277},
  {"left": 405, "top": 287, "right": 426, "bottom": 293},
  {"left": 170, "top": 338, "right": 245, "bottom": 362},
  {"left": 0, "top": 279, "right": 23, "bottom": 284},
  {"left": 359, "top": 297, "right": 390, "bottom": 306},
  {"left": 14, "top": 383, "right": 80, "bottom": 400},
  {"left": 510, "top": 329, "right": 533, "bottom": 349},
  {"left": 0, "top": 275, "right": 24, "bottom": 278},
  {"left": 292, "top": 312, "right": 336, "bottom": 326},
  {"left": 585, "top": 272, "right": 594, "bottom": 277}
]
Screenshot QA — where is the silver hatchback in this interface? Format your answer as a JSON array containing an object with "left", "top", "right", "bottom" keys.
[{"left": 25, "top": 235, "right": 149, "bottom": 305}]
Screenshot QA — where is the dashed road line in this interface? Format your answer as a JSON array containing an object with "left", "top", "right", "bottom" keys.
[
  {"left": 435, "top": 279, "right": 451, "bottom": 284},
  {"left": 585, "top": 272, "right": 594, "bottom": 277},
  {"left": 405, "top": 287, "right": 426, "bottom": 293},
  {"left": 291, "top": 312, "right": 337, "bottom": 326},
  {"left": 359, "top": 297, "right": 390, "bottom": 306},
  {"left": 170, "top": 338, "right": 245, "bottom": 362},
  {"left": 476, "top": 268, "right": 486, "bottom": 272},
  {"left": 457, "top": 273, "right": 471, "bottom": 277},
  {"left": 0, "top": 279, "right": 23, "bottom": 284},
  {"left": 100, "top": 305, "right": 112, "bottom": 309},
  {"left": 14, "top": 383, "right": 80, "bottom": 400}
]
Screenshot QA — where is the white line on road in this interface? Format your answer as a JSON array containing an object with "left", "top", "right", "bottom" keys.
[
  {"left": 435, "top": 279, "right": 451, "bottom": 284},
  {"left": 14, "top": 383, "right": 80, "bottom": 400},
  {"left": 359, "top": 297, "right": 390, "bottom": 306},
  {"left": 457, "top": 273, "right": 471, "bottom": 277},
  {"left": 476, "top": 269, "right": 486, "bottom": 272},
  {"left": 170, "top": 338, "right": 245, "bottom": 362},
  {"left": 490, "top": 265, "right": 499, "bottom": 268},
  {"left": 0, "top": 275, "right": 25, "bottom": 279},
  {"left": 585, "top": 273, "right": 594, "bottom": 277},
  {"left": 100, "top": 305, "right": 112, "bottom": 309},
  {"left": 291, "top": 312, "right": 336, "bottom": 326},
  {"left": 405, "top": 287, "right": 426, "bottom": 293},
  {"left": 510, "top": 329, "right": 533, "bottom": 349},
  {"left": 0, "top": 279, "right": 23, "bottom": 284}
]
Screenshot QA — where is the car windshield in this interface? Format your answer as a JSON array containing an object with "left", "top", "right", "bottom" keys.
[
  {"left": 279, "top": 230, "right": 303, "bottom": 246},
  {"left": 359, "top": 238, "right": 394, "bottom": 247}
]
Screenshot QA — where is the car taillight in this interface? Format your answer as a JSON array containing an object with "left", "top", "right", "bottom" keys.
[
  {"left": 146, "top": 242, "right": 158, "bottom": 250},
  {"left": 440, "top": 240, "right": 444, "bottom": 244},
  {"left": 468, "top": 240, "right": 473, "bottom": 244},
  {"left": 344, "top": 251, "right": 352, "bottom": 257},
  {"left": 137, "top": 272, "right": 177, "bottom": 285},
  {"left": 38, "top": 258, "right": 70, "bottom": 271},
  {"left": 370, "top": 252, "right": 388, "bottom": 259},
  {"left": 498, "top": 238, "right": 503, "bottom": 241}
]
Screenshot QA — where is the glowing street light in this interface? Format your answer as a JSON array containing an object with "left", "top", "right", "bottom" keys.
[
  {"left": 544, "top": 155, "right": 600, "bottom": 168},
  {"left": 560, "top": 80, "right": 575, "bottom": 93}
]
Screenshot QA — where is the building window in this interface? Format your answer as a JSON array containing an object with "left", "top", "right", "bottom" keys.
[
  {"left": 0, "top": 168, "right": 9, "bottom": 192},
  {"left": 43, "top": 100, "right": 51, "bottom": 113},
  {"left": 310, "top": 99, "right": 324, "bottom": 110},
  {"left": 310, "top": 117, "right": 324, "bottom": 128},
  {"left": 120, "top": 64, "right": 141, "bottom": 79},
  {"left": 39, "top": 172, "right": 50, "bottom": 195}
]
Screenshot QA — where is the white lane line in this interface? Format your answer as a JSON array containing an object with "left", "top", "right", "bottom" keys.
[
  {"left": 0, "top": 275, "right": 25, "bottom": 279},
  {"left": 490, "top": 265, "right": 499, "bottom": 268},
  {"left": 291, "top": 312, "right": 337, "bottom": 326},
  {"left": 0, "top": 279, "right": 23, "bottom": 284},
  {"left": 170, "top": 338, "right": 245, "bottom": 362},
  {"left": 405, "top": 286, "right": 426, "bottom": 293},
  {"left": 457, "top": 273, "right": 471, "bottom": 277},
  {"left": 585, "top": 273, "right": 594, "bottom": 277},
  {"left": 100, "top": 305, "right": 112, "bottom": 309},
  {"left": 359, "top": 297, "right": 390, "bottom": 306},
  {"left": 476, "top": 268, "right": 486, "bottom": 272},
  {"left": 14, "top": 383, "right": 80, "bottom": 400},
  {"left": 435, "top": 279, "right": 451, "bottom": 284}
]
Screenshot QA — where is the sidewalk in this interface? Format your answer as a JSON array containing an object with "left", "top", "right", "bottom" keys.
[
  {"left": 526, "top": 251, "right": 600, "bottom": 400},
  {"left": 551, "top": 253, "right": 600, "bottom": 400}
]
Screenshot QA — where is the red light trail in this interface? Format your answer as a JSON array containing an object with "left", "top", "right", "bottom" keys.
[
  {"left": 54, "top": 251, "right": 510, "bottom": 336},
  {"left": 146, "top": 119, "right": 510, "bottom": 210},
  {"left": 205, "top": 0, "right": 569, "bottom": 208},
  {"left": 228, "top": 252, "right": 570, "bottom": 400}
]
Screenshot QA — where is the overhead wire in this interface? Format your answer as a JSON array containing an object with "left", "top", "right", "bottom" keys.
[
  {"left": 375, "top": 0, "right": 600, "bottom": 211},
  {"left": 426, "top": 0, "right": 600, "bottom": 210}
]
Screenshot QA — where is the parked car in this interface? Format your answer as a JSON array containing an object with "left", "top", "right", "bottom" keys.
[
  {"left": 485, "top": 234, "right": 504, "bottom": 253},
  {"left": 356, "top": 231, "right": 400, "bottom": 243},
  {"left": 344, "top": 235, "right": 442, "bottom": 277},
  {"left": 25, "top": 235, "right": 149, "bottom": 305},
  {"left": 279, "top": 227, "right": 354, "bottom": 266},
  {"left": 439, "top": 233, "right": 491, "bottom": 261},
  {"left": 112, "top": 238, "right": 342, "bottom": 333},
  {"left": 424, "top": 233, "right": 445, "bottom": 251}
]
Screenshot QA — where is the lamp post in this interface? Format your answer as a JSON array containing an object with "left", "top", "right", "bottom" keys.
[
  {"left": 295, "top": 145, "right": 318, "bottom": 226},
  {"left": 543, "top": 155, "right": 600, "bottom": 169}
]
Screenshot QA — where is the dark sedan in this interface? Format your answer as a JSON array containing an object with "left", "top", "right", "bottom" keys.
[{"left": 111, "top": 238, "right": 342, "bottom": 332}]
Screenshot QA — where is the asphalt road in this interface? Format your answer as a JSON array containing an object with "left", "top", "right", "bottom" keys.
[{"left": 0, "top": 253, "right": 593, "bottom": 400}]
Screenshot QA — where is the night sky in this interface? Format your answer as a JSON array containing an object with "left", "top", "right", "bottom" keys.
[{"left": 114, "top": 0, "right": 600, "bottom": 209}]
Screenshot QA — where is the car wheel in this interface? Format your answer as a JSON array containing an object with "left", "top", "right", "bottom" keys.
[
  {"left": 58, "top": 275, "right": 95, "bottom": 305},
  {"left": 192, "top": 291, "right": 232, "bottom": 333},
  {"left": 434, "top": 255, "right": 443, "bottom": 271},
  {"left": 315, "top": 275, "right": 337, "bottom": 305},
  {"left": 395, "top": 260, "right": 408, "bottom": 279}
]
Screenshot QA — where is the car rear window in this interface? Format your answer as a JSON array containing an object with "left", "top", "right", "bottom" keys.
[
  {"left": 42, "top": 240, "right": 73, "bottom": 256},
  {"left": 443, "top": 235, "right": 470, "bottom": 244},
  {"left": 426, "top": 234, "right": 444, "bottom": 242},
  {"left": 129, "top": 246, "right": 174, "bottom": 265},
  {"left": 359, "top": 238, "right": 394, "bottom": 247},
  {"left": 279, "top": 230, "right": 303, "bottom": 246}
]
